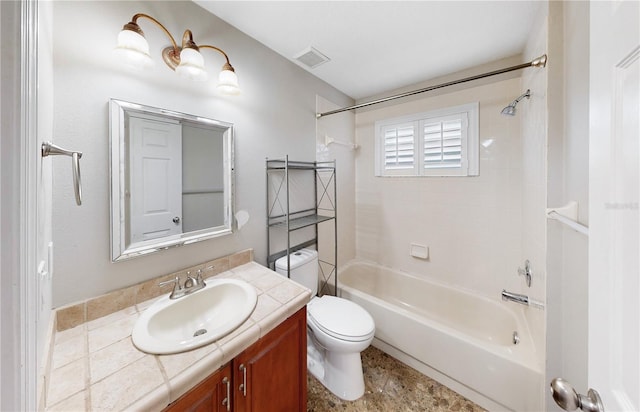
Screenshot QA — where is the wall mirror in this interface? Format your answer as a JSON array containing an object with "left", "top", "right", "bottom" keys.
[{"left": 110, "top": 99, "right": 234, "bottom": 261}]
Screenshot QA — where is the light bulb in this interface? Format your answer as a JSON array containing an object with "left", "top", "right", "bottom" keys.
[
  {"left": 217, "top": 68, "right": 240, "bottom": 95},
  {"left": 113, "top": 29, "right": 154, "bottom": 71},
  {"left": 175, "top": 48, "right": 208, "bottom": 81}
]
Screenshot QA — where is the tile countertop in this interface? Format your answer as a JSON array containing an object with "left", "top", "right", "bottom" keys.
[{"left": 45, "top": 262, "right": 312, "bottom": 412}]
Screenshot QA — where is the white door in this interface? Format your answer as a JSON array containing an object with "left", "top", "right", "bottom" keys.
[
  {"left": 588, "top": 0, "right": 639, "bottom": 410},
  {"left": 129, "top": 116, "right": 183, "bottom": 243}
]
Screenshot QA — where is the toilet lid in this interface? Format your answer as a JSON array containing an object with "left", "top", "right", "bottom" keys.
[{"left": 308, "top": 296, "right": 375, "bottom": 342}]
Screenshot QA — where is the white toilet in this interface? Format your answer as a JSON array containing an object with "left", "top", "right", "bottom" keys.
[{"left": 275, "top": 249, "right": 375, "bottom": 401}]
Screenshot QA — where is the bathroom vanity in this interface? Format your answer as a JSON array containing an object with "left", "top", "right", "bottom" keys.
[
  {"left": 44, "top": 258, "right": 311, "bottom": 411},
  {"left": 165, "top": 308, "right": 306, "bottom": 412}
]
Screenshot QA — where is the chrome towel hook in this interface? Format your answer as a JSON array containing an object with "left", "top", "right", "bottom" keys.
[{"left": 41, "top": 141, "right": 83, "bottom": 205}]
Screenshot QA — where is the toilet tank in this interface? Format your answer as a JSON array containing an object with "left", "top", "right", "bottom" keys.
[{"left": 275, "top": 249, "right": 318, "bottom": 295}]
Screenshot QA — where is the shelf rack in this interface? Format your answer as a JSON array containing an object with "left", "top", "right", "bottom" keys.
[{"left": 266, "top": 156, "right": 337, "bottom": 296}]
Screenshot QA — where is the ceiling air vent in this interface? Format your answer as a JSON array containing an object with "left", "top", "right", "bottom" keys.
[{"left": 293, "top": 47, "right": 330, "bottom": 69}]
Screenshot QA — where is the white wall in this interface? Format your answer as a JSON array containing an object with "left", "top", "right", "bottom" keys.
[
  {"left": 37, "top": 1, "right": 55, "bottom": 406},
  {"left": 316, "top": 96, "right": 357, "bottom": 271},
  {"left": 545, "top": 2, "right": 590, "bottom": 410},
  {"left": 518, "top": 3, "right": 550, "bottom": 408},
  {"left": 353, "top": 75, "right": 523, "bottom": 300},
  {"left": 51, "top": 1, "right": 352, "bottom": 306}
]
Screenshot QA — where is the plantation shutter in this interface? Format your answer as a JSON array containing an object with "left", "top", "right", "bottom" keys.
[
  {"left": 423, "top": 114, "right": 466, "bottom": 170},
  {"left": 383, "top": 123, "right": 415, "bottom": 172},
  {"left": 374, "top": 102, "right": 477, "bottom": 177}
]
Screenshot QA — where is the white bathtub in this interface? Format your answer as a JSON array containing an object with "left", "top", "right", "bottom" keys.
[{"left": 338, "top": 260, "right": 543, "bottom": 411}]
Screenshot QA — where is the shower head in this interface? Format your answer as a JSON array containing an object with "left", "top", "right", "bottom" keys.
[
  {"left": 501, "top": 104, "right": 517, "bottom": 116},
  {"left": 501, "top": 89, "right": 531, "bottom": 116}
]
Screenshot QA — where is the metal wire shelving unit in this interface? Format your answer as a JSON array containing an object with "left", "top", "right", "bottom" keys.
[{"left": 266, "top": 156, "right": 337, "bottom": 296}]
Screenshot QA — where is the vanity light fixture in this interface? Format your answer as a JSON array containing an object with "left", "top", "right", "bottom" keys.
[{"left": 114, "top": 13, "right": 240, "bottom": 95}]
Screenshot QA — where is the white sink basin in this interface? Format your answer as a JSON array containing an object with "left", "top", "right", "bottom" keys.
[{"left": 132, "top": 278, "right": 257, "bottom": 355}]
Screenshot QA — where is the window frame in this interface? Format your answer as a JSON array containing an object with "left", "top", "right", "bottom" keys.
[{"left": 374, "top": 102, "right": 479, "bottom": 177}]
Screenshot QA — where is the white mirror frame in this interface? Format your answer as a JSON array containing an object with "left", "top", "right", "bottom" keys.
[{"left": 109, "top": 99, "right": 235, "bottom": 261}]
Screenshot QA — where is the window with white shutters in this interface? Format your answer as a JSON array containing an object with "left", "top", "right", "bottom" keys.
[
  {"left": 374, "top": 103, "right": 479, "bottom": 177},
  {"left": 382, "top": 123, "right": 416, "bottom": 174}
]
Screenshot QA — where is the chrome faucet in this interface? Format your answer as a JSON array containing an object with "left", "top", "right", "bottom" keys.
[
  {"left": 501, "top": 290, "right": 529, "bottom": 305},
  {"left": 159, "top": 270, "right": 207, "bottom": 299},
  {"left": 501, "top": 289, "right": 545, "bottom": 309}
]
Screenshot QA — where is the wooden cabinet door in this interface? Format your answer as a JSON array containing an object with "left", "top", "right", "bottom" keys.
[
  {"left": 164, "top": 363, "right": 232, "bottom": 412},
  {"left": 234, "top": 308, "right": 307, "bottom": 412}
]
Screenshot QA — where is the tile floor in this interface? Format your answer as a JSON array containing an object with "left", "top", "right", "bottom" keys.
[{"left": 307, "top": 346, "right": 486, "bottom": 412}]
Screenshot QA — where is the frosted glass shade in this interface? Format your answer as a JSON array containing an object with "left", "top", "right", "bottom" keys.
[
  {"left": 175, "top": 48, "right": 208, "bottom": 81},
  {"left": 217, "top": 69, "right": 240, "bottom": 95},
  {"left": 113, "top": 29, "right": 154, "bottom": 70}
]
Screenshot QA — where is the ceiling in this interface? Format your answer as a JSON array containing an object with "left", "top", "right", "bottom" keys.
[{"left": 195, "top": 1, "right": 541, "bottom": 100}]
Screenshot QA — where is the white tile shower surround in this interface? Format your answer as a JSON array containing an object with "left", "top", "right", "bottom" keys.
[
  {"left": 44, "top": 262, "right": 311, "bottom": 411},
  {"left": 354, "top": 78, "right": 526, "bottom": 302}
]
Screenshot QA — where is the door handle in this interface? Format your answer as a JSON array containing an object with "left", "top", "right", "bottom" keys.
[
  {"left": 173, "top": 217, "right": 180, "bottom": 224},
  {"left": 550, "top": 378, "right": 604, "bottom": 412}
]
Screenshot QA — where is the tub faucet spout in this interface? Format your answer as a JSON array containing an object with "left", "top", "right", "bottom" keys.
[{"left": 501, "top": 290, "right": 529, "bottom": 306}]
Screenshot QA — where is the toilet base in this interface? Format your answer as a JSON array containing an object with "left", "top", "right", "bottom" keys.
[{"left": 307, "top": 340, "right": 366, "bottom": 401}]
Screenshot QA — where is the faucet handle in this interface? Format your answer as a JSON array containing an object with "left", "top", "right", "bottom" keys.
[
  {"left": 191, "top": 269, "right": 204, "bottom": 288},
  {"left": 159, "top": 276, "right": 181, "bottom": 293},
  {"left": 518, "top": 260, "right": 532, "bottom": 287}
]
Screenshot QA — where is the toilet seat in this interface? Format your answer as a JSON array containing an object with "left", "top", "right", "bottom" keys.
[{"left": 308, "top": 296, "right": 375, "bottom": 342}]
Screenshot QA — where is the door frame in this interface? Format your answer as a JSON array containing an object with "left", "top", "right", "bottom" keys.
[{"left": 1, "top": 0, "right": 40, "bottom": 410}]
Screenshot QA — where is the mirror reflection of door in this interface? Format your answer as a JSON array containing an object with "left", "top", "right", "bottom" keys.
[{"left": 129, "top": 115, "right": 182, "bottom": 242}]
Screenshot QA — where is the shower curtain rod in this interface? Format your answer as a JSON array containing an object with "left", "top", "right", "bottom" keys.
[{"left": 316, "top": 54, "right": 547, "bottom": 119}]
